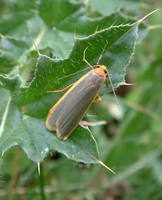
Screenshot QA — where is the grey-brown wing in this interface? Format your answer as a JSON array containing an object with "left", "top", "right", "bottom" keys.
[
  {"left": 46, "top": 100, "right": 65, "bottom": 131},
  {"left": 46, "top": 72, "right": 93, "bottom": 131},
  {"left": 56, "top": 73, "right": 104, "bottom": 139}
]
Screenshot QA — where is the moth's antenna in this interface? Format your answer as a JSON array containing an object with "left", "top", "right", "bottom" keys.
[
  {"left": 59, "top": 47, "right": 94, "bottom": 81},
  {"left": 58, "top": 67, "right": 90, "bottom": 80},
  {"left": 97, "top": 41, "right": 108, "bottom": 65},
  {"left": 83, "top": 47, "right": 94, "bottom": 69},
  {"left": 107, "top": 70, "right": 121, "bottom": 109}
]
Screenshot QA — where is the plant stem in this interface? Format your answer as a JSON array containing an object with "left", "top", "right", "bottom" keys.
[
  {"left": 39, "top": 163, "right": 46, "bottom": 200},
  {"left": 7, "top": 148, "right": 20, "bottom": 200}
]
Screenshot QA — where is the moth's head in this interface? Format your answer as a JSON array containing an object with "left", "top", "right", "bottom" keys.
[{"left": 94, "top": 65, "right": 108, "bottom": 79}]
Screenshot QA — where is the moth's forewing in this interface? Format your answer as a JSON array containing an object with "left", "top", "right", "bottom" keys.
[
  {"left": 45, "top": 72, "right": 92, "bottom": 131},
  {"left": 55, "top": 71, "right": 104, "bottom": 139}
]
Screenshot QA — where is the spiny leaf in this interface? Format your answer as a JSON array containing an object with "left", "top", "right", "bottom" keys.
[
  {"left": 0, "top": 101, "right": 98, "bottom": 163},
  {"left": 0, "top": 0, "right": 151, "bottom": 165}
]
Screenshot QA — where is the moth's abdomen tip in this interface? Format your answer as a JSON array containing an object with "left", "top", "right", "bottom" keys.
[
  {"left": 46, "top": 120, "right": 57, "bottom": 132},
  {"left": 57, "top": 134, "right": 68, "bottom": 140}
]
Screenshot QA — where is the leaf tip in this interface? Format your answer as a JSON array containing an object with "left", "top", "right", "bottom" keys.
[
  {"left": 90, "top": 154, "right": 115, "bottom": 174},
  {"left": 98, "top": 159, "right": 116, "bottom": 174},
  {"left": 37, "top": 162, "right": 41, "bottom": 176},
  {"left": 134, "top": 9, "right": 159, "bottom": 26}
]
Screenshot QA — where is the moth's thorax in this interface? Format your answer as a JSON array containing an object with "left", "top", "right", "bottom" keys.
[{"left": 93, "top": 65, "right": 108, "bottom": 79}]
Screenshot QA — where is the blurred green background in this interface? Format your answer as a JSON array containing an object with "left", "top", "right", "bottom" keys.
[{"left": 0, "top": 0, "right": 162, "bottom": 199}]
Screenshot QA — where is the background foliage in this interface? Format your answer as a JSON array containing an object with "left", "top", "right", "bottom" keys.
[{"left": 0, "top": 0, "right": 162, "bottom": 199}]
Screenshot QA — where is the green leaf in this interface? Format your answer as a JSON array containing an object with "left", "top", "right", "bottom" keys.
[
  {"left": 0, "top": 35, "right": 29, "bottom": 73},
  {"left": 14, "top": 23, "right": 138, "bottom": 106},
  {"left": 88, "top": 0, "right": 143, "bottom": 16},
  {"left": 88, "top": 0, "right": 126, "bottom": 16},
  {"left": 0, "top": 100, "right": 98, "bottom": 163},
  {"left": 39, "top": 0, "right": 81, "bottom": 27},
  {"left": 103, "top": 26, "right": 138, "bottom": 88},
  {"left": 0, "top": 0, "right": 149, "bottom": 165},
  {"left": 0, "top": 89, "right": 10, "bottom": 121},
  {"left": 39, "top": 0, "right": 134, "bottom": 35},
  {"left": 0, "top": 0, "right": 137, "bottom": 74},
  {"left": 0, "top": 75, "right": 21, "bottom": 91},
  {"left": 0, "top": 0, "right": 36, "bottom": 36}
]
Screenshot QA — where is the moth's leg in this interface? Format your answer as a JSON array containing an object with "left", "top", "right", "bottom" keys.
[
  {"left": 47, "top": 84, "right": 73, "bottom": 93},
  {"left": 92, "top": 95, "right": 102, "bottom": 104},
  {"left": 80, "top": 120, "right": 107, "bottom": 127}
]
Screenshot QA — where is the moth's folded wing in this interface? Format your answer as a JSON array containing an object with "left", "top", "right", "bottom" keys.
[
  {"left": 56, "top": 85, "right": 99, "bottom": 139},
  {"left": 46, "top": 101, "right": 65, "bottom": 131}
]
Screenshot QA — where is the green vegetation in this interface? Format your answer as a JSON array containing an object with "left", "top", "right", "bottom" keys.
[{"left": 0, "top": 0, "right": 162, "bottom": 199}]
